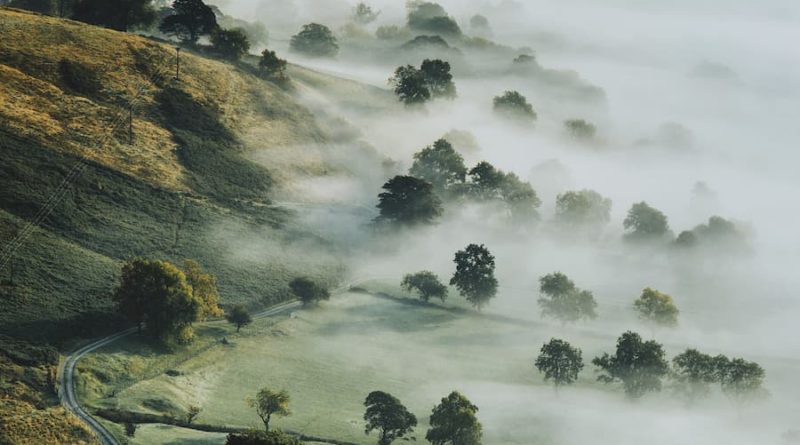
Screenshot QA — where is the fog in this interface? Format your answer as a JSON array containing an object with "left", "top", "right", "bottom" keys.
[{"left": 217, "top": 0, "right": 799, "bottom": 443}]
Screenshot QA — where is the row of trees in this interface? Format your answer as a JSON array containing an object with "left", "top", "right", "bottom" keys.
[{"left": 534, "top": 333, "right": 766, "bottom": 404}]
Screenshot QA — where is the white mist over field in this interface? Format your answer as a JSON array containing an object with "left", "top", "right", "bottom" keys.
[{"left": 218, "top": 0, "right": 800, "bottom": 443}]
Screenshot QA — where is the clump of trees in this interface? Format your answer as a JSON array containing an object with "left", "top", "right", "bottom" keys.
[
  {"left": 554, "top": 189, "right": 612, "bottom": 233},
  {"left": 675, "top": 215, "right": 748, "bottom": 250},
  {"left": 290, "top": 23, "right": 339, "bottom": 57},
  {"left": 623, "top": 201, "right": 671, "bottom": 242},
  {"left": 593, "top": 331, "right": 670, "bottom": 399},
  {"left": 226, "top": 304, "right": 252, "bottom": 332},
  {"left": 389, "top": 59, "right": 456, "bottom": 106},
  {"left": 409, "top": 139, "right": 467, "bottom": 195},
  {"left": 426, "top": 391, "right": 482, "bottom": 445},
  {"left": 535, "top": 338, "right": 584, "bottom": 389},
  {"left": 493, "top": 91, "right": 536, "bottom": 122},
  {"left": 289, "top": 277, "right": 330, "bottom": 307},
  {"left": 258, "top": 49, "right": 288, "bottom": 82},
  {"left": 159, "top": 0, "right": 217, "bottom": 44},
  {"left": 401, "top": 271, "right": 448, "bottom": 303},
  {"left": 671, "top": 349, "right": 766, "bottom": 406},
  {"left": 225, "top": 430, "right": 300, "bottom": 445},
  {"left": 537, "top": 272, "right": 598, "bottom": 324},
  {"left": 633, "top": 287, "right": 679, "bottom": 327},
  {"left": 564, "top": 119, "right": 597, "bottom": 140},
  {"left": 71, "top": 0, "right": 156, "bottom": 32},
  {"left": 210, "top": 27, "right": 250, "bottom": 60},
  {"left": 248, "top": 388, "right": 291, "bottom": 431},
  {"left": 363, "top": 391, "right": 417, "bottom": 445},
  {"left": 406, "top": 1, "right": 461, "bottom": 36},
  {"left": 466, "top": 161, "right": 541, "bottom": 223},
  {"left": 450, "top": 244, "right": 498, "bottom": 309},
  {"left": 375, "top": 175, "right": 443, "bottom": 226}
]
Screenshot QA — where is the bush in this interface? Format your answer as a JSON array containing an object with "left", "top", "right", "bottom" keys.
[{"left": 211, "top": 27, "right": 251, "bottom": 61}]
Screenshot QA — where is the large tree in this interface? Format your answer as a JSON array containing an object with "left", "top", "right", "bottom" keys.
[
  {"left": 535, "top": 338, "right": 584, "bottom": 389},
  {"left": 420, "top": 59, "right": 456, "bottom": 99},
  {"left": 159, "top": 0, "right": 217, "bottom": 43},
  {"left": 402, "top": 271, "right": 448, "bottom": 303},
  {"left": 211, "top": 27, "right": 251, "bottom": 60},
  {"left": 715, "top": 356, "right": 766, "bottom": 407},
  {"left": 389, "top": 65, "right": 430, "bottom": 106},
  {"left": 376, "top": 176, "right": 443, "bottom": 226},
  {"left": 72, "top": 0, "right": 156, "bottom": 31},
  {"left": 537, "top": 272, "right": 597, "bottom": 324},
  {"left": 450, "top": 244, "right": 498, "bottom": 309},
  {"left": 623, "top": 201, "right": 671, "bottom": 241},
  {"left": 289, "top": 277, "right": 330, "bottom": 307},
  {"left": 290, "top": 23, "right": 339, "bottom": 57},
  {"left": 671, "top": 349, "right": 719, "bottom": 405},
  {"left": 555, "top": 189, "right": 612, "bottom": 230},
  {"left": 249, "top": 388, "right": 291, "bottom": 431},
  {"left": 468, "top": 161, "right": 506, "bottom": 201},
  {"left": 425, "top": 391, "right": 481, "bottom": 445},
  {"left": 409, "top": 139, "right": 467, "bottom": 194},
  {"left": 593, "top": 331, "right": 670, "bottom": 399},
  {"left": 633, "top": 288, "right": 679, "bottom": 327},
  {"left": 363, "top": 391, "right": 418, "bottom": 445}
]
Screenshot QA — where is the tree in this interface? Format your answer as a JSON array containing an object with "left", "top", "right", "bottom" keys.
[
  {"left": 289, "top": 277, "right": 330, "bottom": 307},
  {"left": 183, "top": 259, "right": 223, "bottom": 320},
  {"left": 211, "top": 27, "right": 251, "bottom": 61},
  {"left": 72, "top": 0, "right": 156, "bottom": 31},
  {"left": 249, "top": 388, "right": 290, "bottom": 432},
  {"left": 159, "top": 0, "right": 217, "bottom": 43},
  {"left": 226, "top": 430, "right": 301, "bottom": 445},
  {"left": 375, "top": 176, "right": 443, "bottom": 226},
  {"left": 425, "top": 391, "right": 481, "bottom": 445},
  {"left": 535, "top": 338, "right": 584, "bottom": 389},
  {"left": 499, "top": 172, "right": 541, "bottom": 223},
  {"left": 258, "top": 49, "right": 287, "bottom": 81},
  {"left": 450, "top": 244, "right": 498, "bottom": 309},
  {"left": 564, "top": 119, "right": 597, "bottom": 140},
  {"left": 364, "top": 391, "right": 417, "bottom": 445},
  {"left": 401, "top": 271, "right": 448, "bottom": 302},
  {"left": 537, "top": 272, "right": 597, "bottom": 324},
  {"left": 389, "top": 65, "right": 430, "bottom": 106},
  {"left": 226, "top": 304, "right": 253, "bottom": 332},
  {"left": 623, "top": 201, "right": 670, "bottom": 241},
  {"left": 409, "top": 139, "right": 467, "bottom": 194},
  {"left": 633, "top": 288, "right": 679, "bottom": 327},
  {"left": 406, "top": 1, "right": 461, "bottom": 36},
  {"left": 715, "top": 356, "right": 766, "bottom": 406},
  {"left": 671, "top": 349, "right": 718, "bottom": 405},
  {"left": 592, "top": 331, "right": 670, "bottom": 399},
  {"left": 493, "top": 91, "right": 536, "bottom": 122},
  {"left": 555, "top": 189, "right": 612, "bottom": 230},
  {"left": 420, "top": 59, "right": 456, "bottom": 99},
  {"left": 467, "top": 161, "right": 505, "bottom": 200},
  {"left": 186, "top": 405, "right": 201, "bottom": 424},
  {"left": 8, "top": 0, "right": 58, "bottom": 16},
  {"left": 352, "top": 2, "right": 379, "bottom": 25},
  {"left": 290, "top": 23, "right": 339, "bottom": 57}
]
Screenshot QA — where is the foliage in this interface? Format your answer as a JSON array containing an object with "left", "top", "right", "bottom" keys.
[
  {"left": 564, "top": 119, "right": 597, "bottom": 140},
  {"left": 8, "top": 0, "right": 58, "bottom": 16},
  {"left": 258, "top": 49, "right": 287, "bottom": 81},
  {"left": 450, "top": 244, "right": 498, "bottom": 309},
  {"left": 469, "top": 14, "right": 489, "bottom": 30},
  {"left": 211, "top": 27, "right": 251, "bottom": 61},
  {"left": 592, "top": 331, "right": 670, "bottom": 399},
  {"left": 290, "top": 23, "right": 339, "bottom": 57},
  {"left": 671, "top": 349, "right": 719, "bottom": 404},
  {"left": 400, "top": 35, "right": 453, "bottom": 51},
  {"left": 289, "top": 277, "right": 330, "bottom": 307},
  {"left": 159, "top": 0, "right": 217, "bottom": 43},
  {"left": 375, "top": 175, "right": 443, "bottom": 225},
  {"left": 676, "top": 216, "right": 747, "bottom": 250},
  {"left": 555, "top": 189, "right": 612, "bottom": 229},
  {"left": 72, "top": 0, "right": 156, "bottom": 31},
  {"left": 715, "top": 356, "right": 766, "bottom": 406},
  {"left": 537, "top": 272, "right": 597, "bottom": 324},
  {"left": 409, "top": 139, "right": 467, "bottom": 194},
  {"left": 226, "top": 304, "right": 253, "bottom": 332},
  {"left": 464, "top": 161, "right": 541, "bottom": 222},
  {"left": 467, "top": 161, "right": 506, "bottom": 200},
  {"left": 124, "top": 421, "right": 137, "bottom": 437},
  {"left": 425, "top": 391, "right": 482, "bottom": 445},
  {"left": 376, "top": 25, "right": 411, "bottom": 41},
  {"left": 186, "top": 404, "right": 201, "bottom": 423},
  {"left": 493, "top": 91, "right": 536, "bottom": 122},
  {"left": 407, "top": 1, "right": 461, "bottom": 36},
  {"left": 248, "top": 388, "right": 291, "bottom": 431},
  {"left": 401, "top": 271, "right": 448, "bottom": 302},
  {"left": 389, "top": 65, "right": 431, "bottom": 106},
  {"left": 226, "top": 430, "right": 301, "bottom": 445},
  {"left": 535, "top": 338, "right": 584, "bottom": 388},
  {"left": 364, "top": 391, "right": 418, "bottom": 445},
  {"left": 420, "top": 59, "right": 456, "bottom": 98},
  {"left": 352, "top": 2, "right": 379, "bottom": 25},
  {"left": 633, "top": 288, "right": 679, "bottom": 327},
  {"left": 183, "top": 259, "right": 223, "bottom": 320},
  {"left": 623, "top": 201, "right": 671, "bottom": 241}
]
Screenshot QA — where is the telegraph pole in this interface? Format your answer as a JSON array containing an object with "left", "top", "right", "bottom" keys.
[{"left": 175, "top": 47, "right": 181, "bottom": 81}]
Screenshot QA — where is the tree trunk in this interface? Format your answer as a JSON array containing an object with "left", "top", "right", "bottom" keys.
[{"left": 263, "top": 413, "right": 271, "bottom": 432}]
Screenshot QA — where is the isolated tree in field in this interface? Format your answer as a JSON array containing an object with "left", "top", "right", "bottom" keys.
[
  {"left": 290, "top": 23, "right": 339, "bottom": 57},
  {"left": 623, "top": 201, "right": 671, "bottom": 241},
  {"left": 249, "top": 388, "right": 291, "bottom": 431},
  {"left": 420, "top": 59, "right": 456, "bottom": 99},
  {"left": 633, "top": 288, "right": 679, "bottom": 327},
  {"left": 389, "top": 65, "right": 431, "bottom": 106},
  {"left": 535, "top": 338, "right": 584, "bottom": 389},
  {"left": 426, "top": 391, "right": 482, "bottom": 445},
  {"left": 211, "top": 27, "right": 251, "bottom": 60},
  {"left": 289, "top": 277, "right": 330, "bottom": 307},
  {"left": 186, "top": 405, "right": 201, "bottom": 424},
  {"left": 671, "top": 349, "right": 719, "bottom": 405},
  {"left": 159, "top": 0, "right": 217, "bottom": 43},
  {"left": 537, "top": 272, "right": 597, "bottom": 324},
  {"left": 364, "top": 391, "right": 418, "bottom": 445},
  {"left": 401, "top": 271, "right": 448, "bottom": 302},
  {"left": 226, "top": 430, "right": 301, "bottom": 445},
  {"left": 493, "top": 91, "right": 536, "bottom": 122},
  {"left": 226, "top": 304, "right": 252, "bottom": 332},
  {"left": 555, "top": 189, "right": 612, "bottom": 230},
  {"left": 352, "top": 2, "right": 379, "bottom": 24},
  {"left": 715, "top": 356, "right": 766, "bottom": 407},
  {"left": 593, "top": 331, "right": 670, "bottom": 399},
  {"left": 564, "top": 119, "right": 597, "bottom": 140},
  {"left": 258, "top": 49, "right": 287, "bottom": 81},
  {"left": 72, "top": 0, "right": 156, "bottom": 31},
  {"left": 450, "top": 244, "right": 498, "bottom": 309},
  {"left": 183, "top": 259, "right": 223, "bottom": 320},
  {"left": 376, "top": 176, "right": 443, "bottom": 226},
  {"left": 409, "top": 139, "right": 467, "bottom": 194}
]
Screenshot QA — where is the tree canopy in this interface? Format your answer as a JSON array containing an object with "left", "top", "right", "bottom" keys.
[
  {"left": 564, "top": 119, "right": 597, "bottom": 140},
  {"left": 537, "top": 272, "right": 597, "bottom": 324},
  {"left": 633, "top": 288, "right": 679, "bottom": 327},
  {"left": 211, "top": 27, "right": 251, "bottom": 60},
  {"left": 407, "top": 1, "right": 461, "bottom": 36},
  {"left": 183, "top": 259, "right": 223, "bottom": 320},
  {"left": 535, "top": 338, "right": 584, "bottom": 388},
  {"left": 289, "top": 277, "right": 330, "bottom": 307},
  {"left": 450, "top": 244, "right": 498, "bottom": 309},
  {"left": 716, "top": 356, "right": 766, "bottom": 406},
  {"left": 249, "top": 388, "right": 291, "bottom": 431},
  {"left": 401, "top": 271, "right": 448, "bottom": 302},
  {"left": 623, "top": 201, "right": 671, "bottom": 241},
  {"left": 352, "top": 2, "right": 379, "bottom": 25},
  {"left": 226, "top": 304, "right": 252, "bottom": 332},
  {"left": 409, "top": 139, "right": 467, "bottom": 194},
  {"left": 72, "top": 0, "right": 156, "bottom": 31},
  {"left": 493, "top": 91, "right": 536, "bottom": 122},
  {"left": 290, "top": 23, "right": 339, "bottom": 57},
  {"left": 593, "top": 331, "right": 670, "bottom": 399},
  {"left": 420, "top": 59, "right": 456, "bottom": 99},
  {"left": 671, "top": 349, "right": 719, "bottom": 405},
  {"left": 555, "top": 189, "right": 612, "bottom": 229},
  {"left": 258, "top": 49, "right": 288, "bottom": 81},
  {"left": 389, "top": 65, "right": 430, "bottom": 106},
  {"left": 425, "top": 391, "right": 482, "bottom": 445},
  {"left": 364, "top": 391, "right": 418, "bottom": 445},
  {"left": 159, "top": 0, "right": 217, "bottom": 43},
  {"left": 376, "top": 176, "right": 443, "bottom": 226}
]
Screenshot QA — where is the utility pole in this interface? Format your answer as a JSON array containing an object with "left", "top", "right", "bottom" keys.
[{"left": 175, "top": 47, "right": 181, "bottom": 81}]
